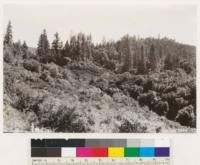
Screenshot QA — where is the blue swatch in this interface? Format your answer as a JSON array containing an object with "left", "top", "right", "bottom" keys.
[{"left": 139, "top": 147, "right": 155, "bottom": 157}]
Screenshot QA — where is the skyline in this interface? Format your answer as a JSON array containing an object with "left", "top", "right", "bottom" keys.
[{"left": 4, "top": 4, "right": 197, "bottom": 47}]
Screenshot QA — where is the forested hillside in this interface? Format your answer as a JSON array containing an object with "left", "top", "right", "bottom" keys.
[{"left": 4, "top": 21, "right": 196, "bottom": 132}]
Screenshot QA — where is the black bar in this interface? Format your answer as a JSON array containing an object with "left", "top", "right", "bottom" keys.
[
  {"left": 31, "top": 139, "right": 45, "bottom": 147},
  {"left": 31, "top": 139, "right": 86, "bottom": 148},
  {"left": 31, "top": 148, "right": 47, "bottom": 157}
]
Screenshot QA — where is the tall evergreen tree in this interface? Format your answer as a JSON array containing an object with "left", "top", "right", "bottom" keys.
[
  {"left": 51, "top": 32, "right": 63, "bottom": 64},
  {"left": 86, "top": 34, "right": 92, "bottom": 60},
  {"left": 149, "top": 44, "right": 157, "bottom": 71},
  {"left": 122, "top": 35, "right": 132, "bottom": 72},
  {"left": 22, "top": 41, "right": 28, "bottom": 59},
  {"left": 37, "top": 29, "right": 50, "bottom": 63},
  {"left": 4, "top": 21, "right": 13, "bottom": 46},
  {"left": 164, "top": 53, "right": 173, "bottom": 70},
  {"left": 63, "top": 40, "right": 70, "bottom": 57},
  {"left": 52, "top": 32, "right": 63, "bottom": 51},
  {"left": 69, "top": 35, "right": 81, "bottom": 61},
  {"left": 138, "top": 45, "right": 146, "bottom": 74},
  {"left": 22, "top": 41, "right": 28, "bottom": 50}
]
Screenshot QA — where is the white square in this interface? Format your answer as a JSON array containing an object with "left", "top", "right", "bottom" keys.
[
  {"left": 61, "top": 147, "right": 76, "bottom": 157},
  {"left": 155, "top": 138, "right": 170, "bottom": 147}
]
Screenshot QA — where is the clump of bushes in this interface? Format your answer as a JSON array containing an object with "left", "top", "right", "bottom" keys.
[
  {"left": 128, "top": 85, "right": 143, "bottom": 99},
  {"left": 68, "top": 61, "right": 103, "bottom": 74},
  {"left": 23, "top": 59, "right": 41, "bottom": 73},
  {"left": 62, "top": 68, "right": 74, "bottom": 80},
  {"left": 175, "top": 105, "right": 195, "bottom": 127},
  {"left": 106, "top": 87, "right": 120, "bottom": 96},
  {"left": 14, "top": 85, "right": 45, "bottom": 113},
  {"left": 92, "top": 77, "right": 109, "bottom": 91},
  {"left": 37, "top": 97, "right": 89, "bottom": 132},
  {"left": 45, "top": 62, "right": 60, "bottom": 78},
  {"left": 138, "top": 91, "right": 157, "bottom": 108},
  {"left": 153, "top": 101, "right": 169, "bottom": 116},
  {"left": 143, "top": 77, "right": 154, "bottom": 92},
  {"left": 4, "top": 46, "right": 14, "bottom": 63},
  {"left": 119, "top": 119, "right": 147, "bottom": 133},
  {"left": 179, "top": 60, "right": 193, "bottom": 74}
]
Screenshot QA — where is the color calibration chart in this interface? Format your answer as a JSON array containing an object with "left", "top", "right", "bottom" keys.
[{"left": 31, "top": 139, "right": 171, "bottom": 165}]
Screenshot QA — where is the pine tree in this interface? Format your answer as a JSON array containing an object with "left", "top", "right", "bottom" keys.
[
  {"left": 149, "top": 44, "right": 157, "bottom": 71},
  {"left": 51, "top": 32, "right": 63, "bottom": 64},
  {"left": 69, "top": 35, "right": 81, "bottom": 61},
  {"left": 52, "top": 32, "right": 63, "bottom": 51},
  {"left": 22, "top": 41, "right": 28, "bottom": 50},
  {"left": 85, "top": 34, "right": 92, "bottom": 60},
  {"left": 138, "top": 45, "right": 146, "bottom": 74},
  {"left": 119, "top": 35, "right": 132, "bottom": 72},
  {"left": 22, "top": 41, "right": 28, "bottom": 59},
  {"left": 37, "top": 29, "right": 50, "bottom": 63},
  {"left": 164, "top": 53, "right": 173, "bottom": 70},
  {"left": 64, "top": 40, "right": 70, "bottom": 57},
  {"left": 4, "top": 21, "right": 13, "bottom": 46}
]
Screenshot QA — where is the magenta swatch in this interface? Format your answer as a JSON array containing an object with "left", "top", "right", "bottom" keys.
[{"left": 76, "top": 147, "right": 93, "bottom": 157}]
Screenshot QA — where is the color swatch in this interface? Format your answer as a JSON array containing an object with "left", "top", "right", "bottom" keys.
[{"left": 31, "top": 139, "right": 170, "bottom": 158}]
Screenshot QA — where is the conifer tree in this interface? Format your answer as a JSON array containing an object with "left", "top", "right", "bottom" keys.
[
  {"left": 138, "top": 45, "right": 146, "bottom": 74},
  {"left": 52, "top": 32, "right": 63, "bottom": 51},
  {"left": 121, "top": 35, "right": 132, "bottom": 72},
  {"left": 64, "top": 40, "right": 70, "bottom": 57},
  {"left": 37, "top": 29, "right": 50, "bottom": 63},
  {"left": 149, "top": 44, "right": 157, "bottom": 71},
  {"left": 4, "top": 21, "right": 13, "bottom": 46},
  {"left": 22, "top": 41, "right": 28, "bottom": 59},
  {"left": 22, "top": 41, "right": 28, "bottom": 50},
  {"left": 51, "top": 32, "right": 63, "bottom": 64}
]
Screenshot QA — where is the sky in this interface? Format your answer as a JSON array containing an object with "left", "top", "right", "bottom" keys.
[{"left": 3, "top": 3, "right": 197, "bottom": 47}]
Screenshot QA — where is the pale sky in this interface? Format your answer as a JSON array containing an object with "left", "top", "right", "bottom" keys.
[{"left": 3, "top": 4, "right": 197, "bottom": 47}]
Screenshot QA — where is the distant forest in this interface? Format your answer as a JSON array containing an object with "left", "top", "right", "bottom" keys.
[
  {"left": 4, "top": 21, "right": 195, "bottom": 74},
  {"left": 4, "top": 21, "right": 196, "bottom": 132}
]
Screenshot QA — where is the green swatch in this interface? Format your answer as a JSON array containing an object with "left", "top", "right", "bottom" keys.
[{"left": 124, "top": 147, "right": 139, "bottom": 157}]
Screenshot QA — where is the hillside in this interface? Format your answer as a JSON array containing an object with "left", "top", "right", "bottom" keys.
[
  {"left": 3, "top": 45, "right": 195, "bottom": 133},
  {"left": 3, "top": 21, "right": 196, "bottom": 133}
]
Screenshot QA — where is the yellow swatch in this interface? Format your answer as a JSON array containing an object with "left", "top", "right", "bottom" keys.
[{"left": 108, "top": 147, "right": 124, "bottom": 157}]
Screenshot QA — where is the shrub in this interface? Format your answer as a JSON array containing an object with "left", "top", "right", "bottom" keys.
[
  {"left": 94, "top": 78, "right": 109, "bottom": 91},
  {"left": 14, "top": 85, "right": 45, "bottom": 113},
  {"left": 37, "top": 97, "right": 88, "bottom": 132},
  {"left": 23, "top": 59, "right": 41, "bottom": 73},
  {"left": 176, "top": 87, "right": 188, "bottom": 98},
  {"left": 180, "top": 60, "right": 193, "bottom": 74},
  {"left": 40, "top": 70, "right": 50, "bottom": 82},
  {"left": 134, "top": 76, "right": 145, "bottom": 86},
  {"left": 62, "top": 68, "right": 73, "bottom": 80},
  {"left": 106, "top": 87, "right": 120, "bottom": 96},
  {"left": 143, "top": 77, "right": 154, "bottom": 92},
  {"left": 163, "top": 85, "right": 177, "bottom": 93},
  {"left": 128, "top": 85, "right": 143, "bottom": 99},
  {"left": 4, "top": 67, "right": 17, "bottom": 98},
  {"left": 4, "top": 47, "right": 13, "bottom": 63},
  {"left": 153, "top": 83, "right": 165, "bottom": 93},
  {"left": 119, "top": 119, "right": 147, "bottom": 133},
  {"left": 46, "top": 63, "right": 60, "bottom": 78},
  {"left": 138, "top": 91, "right": 156, "bottom": 108},
  {"left": 153, "top": 101, "right": 169, "bottom": 116},
  {"left": 175, "top": 105, "right": 195, "bottom": 127},
  {"left": 175, "top": 97, "right": 188, "bottom": 109},
  {"left": 104, "top": 60, "right": 116, "bottom": 70},
  {"left": 112, "top": 92, "right": 131, "bottom": 106}
]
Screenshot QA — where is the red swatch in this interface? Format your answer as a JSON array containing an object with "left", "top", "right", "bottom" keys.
[{"left": 92, "top": 148, "right": 108, "bottom": 157}]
